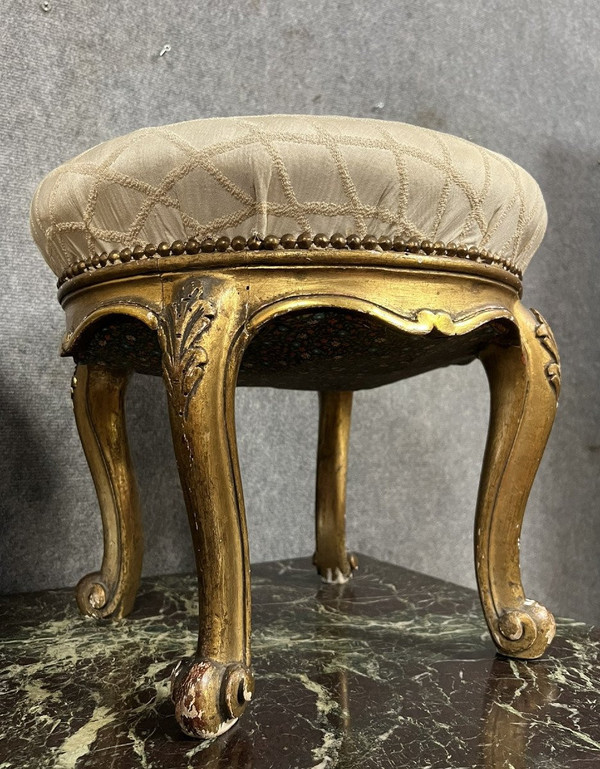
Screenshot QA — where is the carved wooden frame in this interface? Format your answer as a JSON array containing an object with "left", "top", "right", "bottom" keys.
[{"left": 58, "top": 251, "right": 560, "bottom": 738}]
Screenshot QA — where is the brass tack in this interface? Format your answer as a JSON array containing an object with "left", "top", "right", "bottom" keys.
[
  {"left": 201, "top": 237, "right": 216, "bottom": 253},
  {"left": 362, "top": 234, "right": 378, "bottom": 250},
  {"left": 263, "top": 234, "right": 279, "bottom": 250},
  {"left": 280, "top": 233, "right": 297, "bottom": 249},
  {"left": 296, "top": 231, "right": 313, "bottom": 249},
  {"left": 57, "top": 233, "right": 520, "bottom": 287},
  {"left": 185, "top": 238, "right": 200, "bottom": 254},
  {"left": 330, "top": 232, "right": 347, "bottom": 249}
]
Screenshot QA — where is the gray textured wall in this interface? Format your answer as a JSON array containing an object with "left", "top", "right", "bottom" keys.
[{"left": 2, "top": 0, "right": 599, "bottom": 624}]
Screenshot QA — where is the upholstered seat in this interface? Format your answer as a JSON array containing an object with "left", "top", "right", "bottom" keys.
[
  {"left": 31, "top": 115, "right": 546, "bottom": 284},
  {"left": 31, "top": 114, "right": 560, "bottom": 740}
]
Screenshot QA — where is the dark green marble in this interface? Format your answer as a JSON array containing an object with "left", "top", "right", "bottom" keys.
[{"left": 1, "top": 556, "right": 599, "bottom": 768}]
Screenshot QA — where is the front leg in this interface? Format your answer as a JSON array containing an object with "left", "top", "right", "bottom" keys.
[
  {"left": 476, "top": 305, "right": 560, "bottom": 659},
  {"left": 72, "top": 363, "right": 143, "bottom": 619},
  {"left": 158, "top": 278, "right": 253, "bottom": 738}
]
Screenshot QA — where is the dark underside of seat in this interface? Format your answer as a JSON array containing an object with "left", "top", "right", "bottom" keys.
[{"left": 73, "top": 308, "right": 517, "bottom": 391}]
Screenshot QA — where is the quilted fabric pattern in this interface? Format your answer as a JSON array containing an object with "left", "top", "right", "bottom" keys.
[{"left": 31, "top": 115, "right": 547, "bottom": 276}]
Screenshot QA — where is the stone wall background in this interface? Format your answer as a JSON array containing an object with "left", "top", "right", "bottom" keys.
[{"left": 1, "top": 0, "right": 599, "bottom": 622}]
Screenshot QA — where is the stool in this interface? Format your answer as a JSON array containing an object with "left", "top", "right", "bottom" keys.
[{"left": 31, "top": 115, "right": 560, "bottom": 739}]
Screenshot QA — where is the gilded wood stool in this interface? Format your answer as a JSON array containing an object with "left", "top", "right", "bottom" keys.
[{"left": 31, "top": 115, "right": 560, "bottom": 738}]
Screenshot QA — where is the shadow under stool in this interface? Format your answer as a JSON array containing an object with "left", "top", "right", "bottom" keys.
[{"left": 31, "top": 114, "right": 560, "bottom": 739}]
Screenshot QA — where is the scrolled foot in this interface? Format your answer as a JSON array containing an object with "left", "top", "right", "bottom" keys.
[
  {"left": 494, "top": 601, "right": 556, "bottom": 659},
  {"left": 76, "top": 572, "right": 110, "bottom": 618},
  {"left": 314, "top": 552, "right": 358, "bottom": 584},
  {"left": 76, "top": 569, "right": 137, "bottom": 620},
  {"left": 171, "top": 658, "right": 254, "bottom": 739}
]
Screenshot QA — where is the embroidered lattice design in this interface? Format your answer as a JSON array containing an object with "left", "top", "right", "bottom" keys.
[{"left": 31, "top": 115, "right": 547, "bottom": 276}]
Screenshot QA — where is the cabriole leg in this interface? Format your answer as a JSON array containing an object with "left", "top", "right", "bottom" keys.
[
  {"left": 72, "top": 363, "right": 143, "bottom": 619},
  {"left": 476, "top": 306, "right": 560, "bottom": 659},
  {"left": 313, "top": 390, "right": 357, "bottom": 583},
  {"left": 158, "top": 278, "right": 253, "bottom": 739}
]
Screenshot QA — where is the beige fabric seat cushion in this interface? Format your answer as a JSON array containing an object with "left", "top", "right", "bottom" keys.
[{"left": 31, "top": 114, "right": 546, "bottom": 280}]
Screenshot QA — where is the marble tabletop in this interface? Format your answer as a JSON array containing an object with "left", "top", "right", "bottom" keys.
[{"left": 1, "top": 554, "right": 599, "bottom": 768}]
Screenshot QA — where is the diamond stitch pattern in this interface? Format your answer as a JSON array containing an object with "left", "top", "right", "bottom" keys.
[{"left": 31, "top": 115, "right": 547, "bottom": 276}]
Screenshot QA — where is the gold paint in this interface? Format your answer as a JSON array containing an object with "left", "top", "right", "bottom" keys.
[
  {"left": 57, "top": 249, "right": 523, "bottom": 303},
  {"left": 531, "top": 307, "right": 561, "bottom": 396},
  {"left": 56, "top": 253, "right": 559, "bottom": 736},
  {"left": 157, "top": 278, "right": 215, "bottom": 421},
  {"left": 313, "top": 391, "right": 356, "bottom": 582},
  {"left": 71, "top": 364, "right": 143, "bottom": 620},
  {"left": 476, "top": 304, "right": 560, "bottom": 659}
]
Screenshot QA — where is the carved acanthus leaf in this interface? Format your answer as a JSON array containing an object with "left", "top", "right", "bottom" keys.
[
  {"left": 158, "top": 279, "right": 215, "bottom": 419},
  {"left": 531, "top": 308, "right": 561, "bottom": 398}
]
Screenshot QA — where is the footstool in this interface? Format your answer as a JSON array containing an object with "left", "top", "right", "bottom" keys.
[{"left": 31, "top": 114, "right": 560, "bottom": 738}]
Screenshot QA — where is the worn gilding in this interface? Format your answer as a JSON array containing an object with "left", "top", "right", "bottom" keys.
[{"left": 56, "top": 255, "right": 558, "bottom": 737}]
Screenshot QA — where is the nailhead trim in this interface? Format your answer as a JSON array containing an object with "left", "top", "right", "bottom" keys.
[{"left": 57, "top": 232, "right": 522, "bottom": 287}]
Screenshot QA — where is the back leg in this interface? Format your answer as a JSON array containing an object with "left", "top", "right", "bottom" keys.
[{"left": 313, "top": 390, "right": 357, "bottom": 583}]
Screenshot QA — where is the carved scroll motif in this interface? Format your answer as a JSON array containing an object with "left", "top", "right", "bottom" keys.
[
  {"left": 531, "top": 308, "right": 561, "bottom": 398},
  {"left": 158, "top": 279, "right": 216, "bottom": 420}
]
